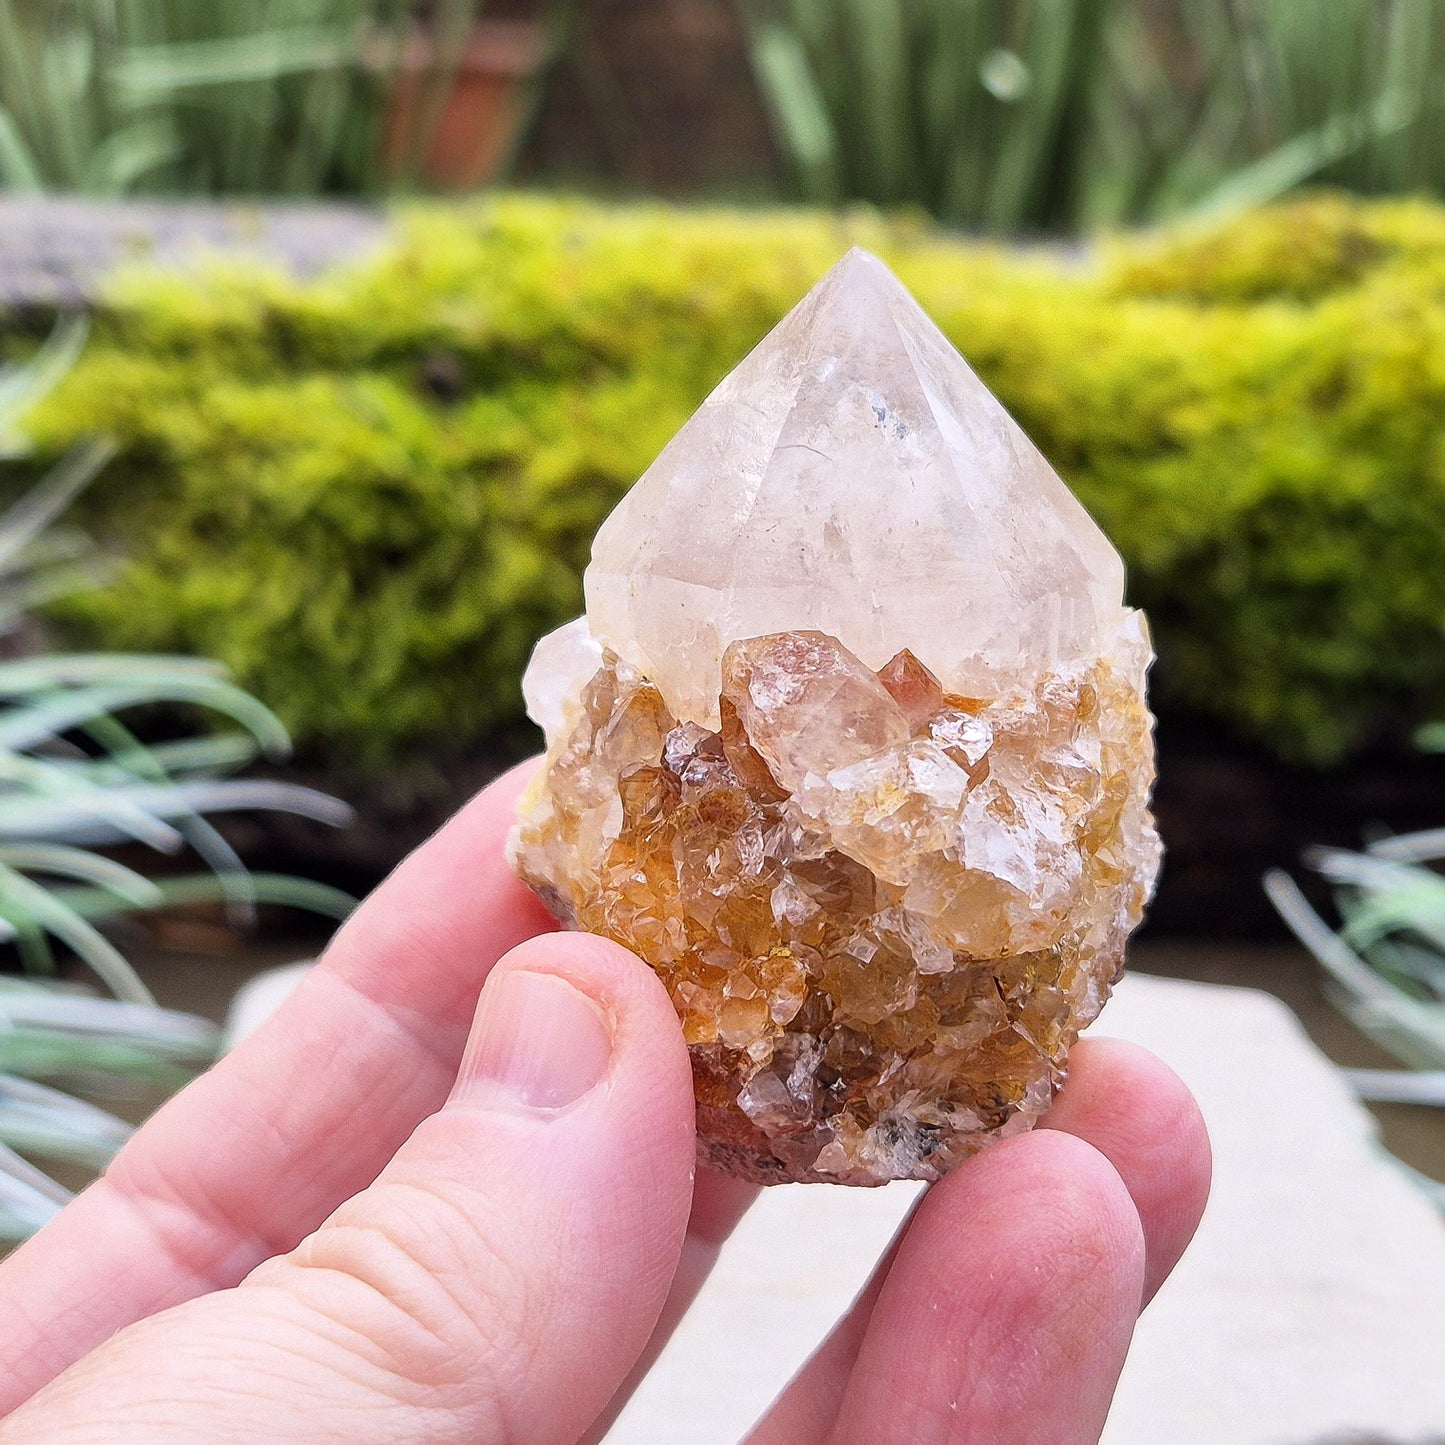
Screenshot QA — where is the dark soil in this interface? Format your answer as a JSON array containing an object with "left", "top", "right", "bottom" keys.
[{"left": 1146, "top": 716, "right": 1445, "bottom": 938}]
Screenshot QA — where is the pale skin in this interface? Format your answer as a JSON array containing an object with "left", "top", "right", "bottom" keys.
[{"left": 0, "top": 763, "right": 1210, "bottom": 1443}]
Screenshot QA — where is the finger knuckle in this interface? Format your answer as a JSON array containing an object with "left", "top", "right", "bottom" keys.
[{"left": 258, "top": 1181, "right": 537, "bottom": 1432}]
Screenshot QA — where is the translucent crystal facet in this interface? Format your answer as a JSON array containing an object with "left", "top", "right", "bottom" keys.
[
  {"left": 586, "top": 248, "right": 1128, "bottom": 728},
  {"left": 509, "top": 250, "right": 1161, "bottom": 1186}
]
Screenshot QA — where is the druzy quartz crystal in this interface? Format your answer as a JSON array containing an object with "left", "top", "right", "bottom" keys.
[{"left": 508, "top": 250, "right": 1161, "bottom": 1186}]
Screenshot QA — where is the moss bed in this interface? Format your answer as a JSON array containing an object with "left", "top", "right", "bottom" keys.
[{"left": 10, "top": 191, "right": 1445, "bottom": 785}]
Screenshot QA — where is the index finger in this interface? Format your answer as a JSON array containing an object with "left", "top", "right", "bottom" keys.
[{"left": 0, "top": 760, "right": 555, "bottom": 1416}]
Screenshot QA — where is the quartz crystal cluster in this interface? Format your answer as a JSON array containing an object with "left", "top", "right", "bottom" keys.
[{"left": 509, "top": 250, "right": 1161, "bottom": 1185}]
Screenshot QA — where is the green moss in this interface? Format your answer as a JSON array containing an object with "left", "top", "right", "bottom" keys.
[
  {"left": 15, "top": 192, "right": 1445, "bottom": 772},
  {"left": 1105, "top": 192, "right": 1445, "bottom": 302}
]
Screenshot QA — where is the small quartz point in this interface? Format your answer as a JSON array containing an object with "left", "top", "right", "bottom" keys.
[{"left": 509, "top": 250, "right": 1161, "bottom": 1186}]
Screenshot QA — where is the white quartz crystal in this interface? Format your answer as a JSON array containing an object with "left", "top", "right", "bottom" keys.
[
  {"left": 584, "top": 247, "right": 1129, "bottom": 727},
  {"left": 521, "top": 616, "right": 602, "bottom": 742}
]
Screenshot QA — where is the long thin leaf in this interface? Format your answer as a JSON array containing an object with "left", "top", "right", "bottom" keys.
[
  {"left": 112, "top": 31, "right": 358, "bottom": 98},
  {"left": 0, "top": 1141, "right": 69, "bottom": 1243},
  {"left": 0, "top": 778, "right": 354, "bottom": 842},
  {"left": 0, "top": 559, "right": 116, "bottom": 633},
  {"left": 0, "top": 296, "right": 356, "bottom": 1249},
  {"left": 0, "top": 864, "right": 154, "bottom": 1004},
  {"left": 0, "top": 981, "right": 219, "bottom": 1058},
  {"left": 0, "top": 105, "right": 42, "bottom": 193},
  {"left": 0, "top": 440, "right": 114, "bottom": 570},
  {"left": 1186, "top": 81, "right": 1422, "bottom": 222},
  {"left": 1368, "top": 828, "right": 1445, "bottom": 865},
  {"left": 80, "top": 117, "right": 182, "bottom": 194},
  {"left": 1262, "top": 868, "right": 1445, "bottom": 1067},
  {"left": 0, "top": 843, "right": 162, "bottom": 909},
  {"left": 843, "top": 0, "right": 911, "bottom": 202},
  {"left": 0, "top": 321, "right": 90, "bottom": 455},
  {"left": 0, "top": 1074, "right": 132, "bottom": 1168},
  {"left": 0, "top": 654, "right": 229, "bottom": 691},
  {"left": 112, "top": 733, "right": 260, "bottom": 778},
  {"left": 1343, "top": 1069, "right": 1445, "bottom": 1107},
  {"left": 54, "top": 870, "right": 355, "bottom": 923},
  {"left": 0, "top": 752, "right": 188, "bottom": 853},
  {"left": 0, "top": 677, "right": 290, "bottom": 756},
  {"left": 745, "top": 20, "right": 840, "bottom": 202},
  {"left": 77, "top": 711, "right": 257, "bottom": 926}
]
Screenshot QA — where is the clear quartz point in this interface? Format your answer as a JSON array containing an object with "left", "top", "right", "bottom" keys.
[
  {"left": 510, "top": 250, "right": 1161, "bottom": 1186},
  {"left": 586, "top": 247, "right": 1129, "bottom": 727}
]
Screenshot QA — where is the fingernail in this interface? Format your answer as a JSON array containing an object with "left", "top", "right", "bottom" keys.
[{"left": 452, "top": 969, "right": 612, "bottom": 1111}]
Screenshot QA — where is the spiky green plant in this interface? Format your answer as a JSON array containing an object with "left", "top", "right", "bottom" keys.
[
  {"left": 0, "top": 980, "right": 219, "bottom": 1241},
  {"left": 0, "top": 332, "right": 354, "bottom": 1242},
  {"left": 0, "top": 0, "right": 562, "bottom": 196},
  {"left": 1266, "top": 838, "right": 1445, "bottom": 1207},
  {"left": 738, "top": 0, "right": 1445, "bottom": 232},
  {"left": 736, "top": 0, "right": 1109, "bottom": 230},
  {"left": 1092, "top": 0, "right": 1445, "bottom": 226}
]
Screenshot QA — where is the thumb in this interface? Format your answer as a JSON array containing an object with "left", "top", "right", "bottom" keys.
[{"left": 2, "top": 935, "right": 698, "bottom": 1445}]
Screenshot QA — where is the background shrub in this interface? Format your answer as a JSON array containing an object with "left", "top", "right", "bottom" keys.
[{"left": 12, "top": 192, "right": 1445, "bottom": 782}]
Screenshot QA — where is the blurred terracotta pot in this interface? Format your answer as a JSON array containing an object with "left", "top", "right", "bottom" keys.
[{"left": 383, "top": 20, "right": 548, "bottom": 191}]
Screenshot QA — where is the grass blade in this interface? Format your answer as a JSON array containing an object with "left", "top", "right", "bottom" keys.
[
  {"left": 54, "top": 870, "right": 356, "bottom": 923},
  {"left": 1186, "top": 85, "right": 1421, "bottom": 222},
  {"left": 0, "top": 676, "right": 290, "bottom": 757},
  {"left": 744, "top": 19, "right": 840, "bottom": 202},
  {"left": 0, "top": 105, "right": 42, "bottom": 192},
  {"left": 0, "top": 1074, "right": 132, "bottom": 1168},
  {"left": 0, "top": 1141, "right": 70, "bottom": 1243},
  {"left": 0, "top": 440, "right": 114, "bottom": 568},
  {"left": 0, "top": 865, "right": 154, "bottom": 1004},
  {"left": 0, "top": 322, "right": 90, "bottom": 457},
  {"left": 112, "top": 31, "right": 357, "bottom": 99}
]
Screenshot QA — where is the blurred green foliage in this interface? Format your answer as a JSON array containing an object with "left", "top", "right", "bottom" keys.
[
  {"left": 739, "top": 0, "right": 1445, "bottom": 232},
  {"left": 0, "top": 0, "right": 521, "bottom": 196},
  {"left": 13, "top": 191, "right": 1445, "bottom": 778}
]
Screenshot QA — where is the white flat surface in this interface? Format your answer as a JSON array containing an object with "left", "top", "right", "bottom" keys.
[
  {"left": 1102, "top": 978, "right": 1445, "bottom": 1445},
  {"left": 606, "top": 973, "right": 1445, "bottom": 1445}
]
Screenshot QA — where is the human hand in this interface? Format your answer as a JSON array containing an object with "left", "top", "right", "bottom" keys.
[{"left": 0, "top": 764, "right": 1210, "bottom": 1444}]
